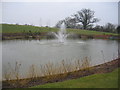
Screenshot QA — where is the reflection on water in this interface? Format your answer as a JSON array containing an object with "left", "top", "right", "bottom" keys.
[{"left": 2, "top": 39, "right": 118, "bottom": 79}]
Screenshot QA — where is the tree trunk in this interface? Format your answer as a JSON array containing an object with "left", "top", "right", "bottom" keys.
[{"left": 83, "top": 24, "right": 87, "bottom": 29}]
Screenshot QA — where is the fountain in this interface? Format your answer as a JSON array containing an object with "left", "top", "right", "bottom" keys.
[{"left": 52, "top": 22, "right": 68, "bottom": 43}]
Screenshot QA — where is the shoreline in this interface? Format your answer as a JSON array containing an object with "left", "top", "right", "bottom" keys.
[
  {"left": 2, "top": 58, "right": 120, "bottom": 88},
  {"left": 1, "top": 24, "right": 118, "bottom": 40},
  {"left": 2, "top": 32, "right": 119, "bottom": 40}
]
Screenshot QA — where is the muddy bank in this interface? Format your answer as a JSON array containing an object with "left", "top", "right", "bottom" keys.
[
  {"left": 2, "top": 33, "right": 47, "bottom": 40},
  {"left": 2, "top": 33, "right": 119, "bottom": 40},
  {"left": 2, "top": 58, "right": 120, "bottom": 88}
]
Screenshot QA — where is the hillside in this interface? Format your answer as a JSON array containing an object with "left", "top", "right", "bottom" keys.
[
  {"left": 1, "top": 24, "right": 58, "bottom": 33},
  {"left": 1, "top": 24, "right": 118, "bottom": 36}
]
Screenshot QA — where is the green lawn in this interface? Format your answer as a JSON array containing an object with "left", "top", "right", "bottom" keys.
[
  {"left": 31, "top": 68, "right": 119, "bottom": 88},
  {"left": 1, "top": 24, "right": 58, "bottom": 33},
  {"left": 1, "top": 24, "right": 118, "bottom": 36},
  {"left": 68, "top": 28, "right": 118, "bottom": 36}
]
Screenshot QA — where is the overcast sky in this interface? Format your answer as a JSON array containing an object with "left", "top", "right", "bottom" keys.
[{"left": 2, "top": 2, "right": 118, "bottom": 27}]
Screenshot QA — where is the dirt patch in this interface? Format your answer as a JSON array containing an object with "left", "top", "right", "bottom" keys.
[
  {"left": 2, "top": 33, "right": 47, "bottom": 40},
  {"left": 2, "top": 58, "right": 120, "bottom": 88}
]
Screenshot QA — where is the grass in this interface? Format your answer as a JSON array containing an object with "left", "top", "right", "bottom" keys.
[
  {"left": 1, "top": 24, "right": 118, "bottom": 36},
  {"left": 1, "top": 24, "right": 58, "bottom": 33},
  {"left": 68, "top": 28, "right": 118, "bottom": 36},
  {"left": 31, "top": 68, "right": 119, "bottom": 88}
]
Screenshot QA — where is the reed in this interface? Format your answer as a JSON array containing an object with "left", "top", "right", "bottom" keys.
[
  {"left": 14, "top": 62, "right": 21, "bottom": 80},
  {"left": 81, "top": 57, "right": 91, "bottom": 70},
  {"left": 28, "top": 64, "right": 37, "bottom": 79},
  {"left": 101, "top": 50, "right": 105, "bottom": 64},
  {"left": 3, "top": 57, "right": 91, "bottom": 88},
  {"left": 3, "top": 63, "right": 12, "bottom": 81},
  {"left": 74, "top": 59, "right": 81, "bottom": 71}
]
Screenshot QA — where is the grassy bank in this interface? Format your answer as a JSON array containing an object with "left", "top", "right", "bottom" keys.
[
  {"left": 68, "top": 28, "right": 118, "bottom": 36},
  {"left": 1, "top": 24, "right": 58, "bottom": 33},
  {"left": 1, "top": 24, "right": 118, "bottom": 36},
  {"left": 32, "top": 68, "right": 119, "bottom": 88}
]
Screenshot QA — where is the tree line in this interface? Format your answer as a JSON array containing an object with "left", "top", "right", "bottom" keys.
[{"left": 55, "top": 8, "right": 118, "bottom": 33}]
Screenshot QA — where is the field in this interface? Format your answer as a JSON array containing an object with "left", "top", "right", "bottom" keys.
[
  {"left": 31, "top": 68, "right": 119, "bottom": 88},
  {"left": 1, "top": 24, "right": 58, "bottom": 33},
  {"left": 1, "top": 24, "right": 118, "bottom": 36},
  {"left": 68, "top": 29, "right": 118, "bottom": 36}
]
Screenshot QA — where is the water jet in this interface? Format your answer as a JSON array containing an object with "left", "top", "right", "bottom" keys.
[{"left": 52, "top": 22, "right": 69, "bottom": 43}]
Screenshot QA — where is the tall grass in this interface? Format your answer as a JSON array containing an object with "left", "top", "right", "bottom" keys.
[
  {"left": 3, "top": 63, "right": 12, "bottom": 81},
  {"left": 28, "top": 64, "right": 37, "bottom": 79},
  {"left": 101, "top": 50, "right": 105, "bottom": 64},
  {"left": 3, "top": 57, "right": 91, "bottom": 87}
]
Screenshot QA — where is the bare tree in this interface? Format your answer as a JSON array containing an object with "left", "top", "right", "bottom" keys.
[
  {"left": 117, "top": 26, "right": 120, "bottom": 34},
  {"left": 55, "top": 17, "right": 77, "bottom": 28},
  {"left": 104, "top": 23, "right": 116, "bottom": 33},
  {"left": 64, "top": 17, "right": 77, "bottom": 28},
  {"left": 74, "top": 9, "right": 99, "bottom": 29},
  {"left": 55, "top": 20, "right": 64, "bottom": 28},
  {"left": 94, "top": 25, "right": 104, "bottom": 31}
]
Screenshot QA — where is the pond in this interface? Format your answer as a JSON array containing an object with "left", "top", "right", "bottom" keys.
[{"left": 2, "top": 39, "right": 118, "bottom": 79}]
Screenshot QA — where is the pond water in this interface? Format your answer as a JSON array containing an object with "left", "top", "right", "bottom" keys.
[{"left": 2, "top": 39, "right": 118, "bottom": 79}]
